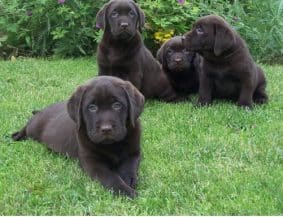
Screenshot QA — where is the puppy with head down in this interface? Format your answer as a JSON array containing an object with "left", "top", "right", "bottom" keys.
[
  {"left": 96, "top": 0, "right": 178, "bottom": 102},
  {"left": 183, "top": 15, "right": 268, "bottom": 107},
  {"left": 157, "top": 36, "right": 200, "bottom": 97},
  {"left": 12, "top": 76, "right": 144, "bottom": 198}
]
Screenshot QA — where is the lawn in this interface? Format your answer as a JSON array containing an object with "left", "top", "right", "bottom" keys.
[{"left": 0, "top": 58, "right": 282, "bottom": 215}]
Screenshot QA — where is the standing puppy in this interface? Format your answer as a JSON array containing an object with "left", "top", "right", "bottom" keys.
[
  {"left": 96, "top": 0, "right": 178, "bottom": 101},
  {"left": 157, "top": 36, "right": 200, "bottom": 97},
  {"left": 183, "top": 15, "right": 268, "bottom": 107},
  {"left": 12, "top": 76, "right": 144, "bottom": 199}
]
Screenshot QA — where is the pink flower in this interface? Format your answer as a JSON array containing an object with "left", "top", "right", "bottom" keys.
[
  {"left": 177, "top": 0, "right": 185, "bottom": 5},
  {"left": 58, "top": 0, "right": 65, "bottom": 4}
]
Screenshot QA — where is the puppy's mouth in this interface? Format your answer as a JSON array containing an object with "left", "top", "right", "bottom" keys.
[
  {"left": 182, "top": 35, "right": 198, "bottom": 51},
  {"left": 181, "top": 35, "right": 190, "bottom": 45},
  {"left": 115, "top": 30, "right": 135, "bottom": 40},
  {"left": 88, "top": 132, "right": 126, "bottom": 145},
  {"left": 90, "top": 135, "right": 116, "bottom": 145},
  {"left": 168, "top": 63, "right": 187, "bottom": 71},
  {"left": 99, "top": 138, "right": 116, "bottom": 145}
]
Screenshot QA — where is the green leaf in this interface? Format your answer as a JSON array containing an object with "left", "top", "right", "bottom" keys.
[{"left": 0, "top": 35, "right": 8, "bottom": 42}]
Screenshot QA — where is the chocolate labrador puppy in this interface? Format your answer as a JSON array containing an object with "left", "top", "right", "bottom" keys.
[
  {"left": 12, "top": 76, "right": 144, "bottom": 198},
  {"left": 157, "top": 36, "right": 200, "bottom": 96},
  {"left": 96, "top": 0, "right": 178, "bottom": 101},
  {"left": 183, "top": 15, "right": 268, "bottom": 107}
]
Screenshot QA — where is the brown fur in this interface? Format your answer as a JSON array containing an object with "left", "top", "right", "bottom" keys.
[
  {"left": 12, "top": 76, "right": 145, "bottom": 198},
  {"left": 96, "top": 0, "right": 178, "bottom": 101},
  {"left": 183, "top": 15, "right": 268, "bottom": 107},
  {"left": 157, "top": 36, "right": 200, "bottom": 97}
]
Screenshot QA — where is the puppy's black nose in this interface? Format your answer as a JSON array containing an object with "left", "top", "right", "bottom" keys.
[
  {"left": 100, "top": 125, "right": 113, "bottom": 134},
  {"left": 120, "top": 22, "right": 129, "bottom": 28},
  {"left": 174, "top": 57, "right": 183, "bottom": 63}
]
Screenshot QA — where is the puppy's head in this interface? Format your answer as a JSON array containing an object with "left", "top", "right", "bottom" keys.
[
  {"left": 183, "top": 15, "right": 236, "bottom": 56},
  {"left": 96, "top": 0, "right": 145, "bottom": 40},
  {"left": 157, "top": 36, "right": 196, "bottom": 72},
  {"left": 67, "top": 76, "right": 144, "bottom": 145}
]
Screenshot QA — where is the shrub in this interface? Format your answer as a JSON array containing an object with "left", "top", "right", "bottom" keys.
[
  {"left": 139, "top": 0, "right": 239, "bottom": 54},
  {"left": 233, "top": 0, "right": 283, "bottom": 63},
  {"left": 139, "top": 0, "right": 283, "bottom": 62},
  {"left": 0, "top": 0, "right": 282, "bottom": 63},
  {"left": 0, "top": 0, "right": 105, "bottom": 57}
]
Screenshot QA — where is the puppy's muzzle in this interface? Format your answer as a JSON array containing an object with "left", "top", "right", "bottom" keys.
[
  {"left": 174, "top": 56, "right": 183, "bottom": 64},
  {"left": 120, "top": 22, "right": 129, "bottom": 29},
  {"left": 100, "top": 124, "right": 114, "bottom": 135}
]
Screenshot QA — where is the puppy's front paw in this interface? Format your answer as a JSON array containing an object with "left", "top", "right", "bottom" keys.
[
  {"left": 121, "top": 173, "right": 137, "bottom": 189},
  {"left": 197, "top": 97, "right": 212, "bottom": 106},
  {"left": 114, "top": 183, "right": 137, "bottom": 199},
  {"left": 123, "top": 188, "right": 137, "bottom": 199},
  {"left": 238, "top": 100, "right": 252, "bottom": 109},
  {"left": 254, "top": 95, "right": 268, "bottom": 104}
]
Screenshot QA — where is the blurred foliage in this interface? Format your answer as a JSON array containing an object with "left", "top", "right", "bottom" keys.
[{"left": 0, "top": 0, "right": 282, "bottom": 63}]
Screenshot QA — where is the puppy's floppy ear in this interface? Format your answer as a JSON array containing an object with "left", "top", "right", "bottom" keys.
[
  {"left": 67, "top": 85, "right": 87, "bottom": 130},
  {"left": 132, "top": 1, "right": 145, "bottom": 32},
  {"left": 214, "top": 23, "right": 236, "bottom": 56},
  {"left": 156, "top": 42, "right": 166, "bottom": 64},
  {"left": 96, "top": 1, "right": 113, "bottom": 30},
  {"left": 122, "top": 81, "right": 145, "bottom": 127}
]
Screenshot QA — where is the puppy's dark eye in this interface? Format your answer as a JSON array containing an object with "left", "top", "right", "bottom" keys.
[
  {"left": 129, "top": 10, "right": 136, "bottom": 18},
  {"left": 196, "top": 26, "right": 204, "bottom": 35},
  {"left": 112, "top": 102, "right": 122, "bottom": 110},
  {"left": 111, "top": 11, "right": 119, "bottom": 18},
  {"left": 88, "top": 104, "right": 98, "bottom": 112},
  {"left": 167, "top": 49, "right": 173, "bottom": 56}
]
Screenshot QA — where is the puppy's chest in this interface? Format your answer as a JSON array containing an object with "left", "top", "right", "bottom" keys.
[
  {"left": 105, "top": 47, "right": 138, "bottom": 66},
  {"left": 205, "top": 64, "right": 238, "bottom": 81},
  {"left": 170, "top": 72, "right": 196, "bottom": 85},
  {"left": 98, "top": 144, "right": 127, "bottom": 166},
  {"left": 102, "top": 51, "right": 140, "bottom": 73}
]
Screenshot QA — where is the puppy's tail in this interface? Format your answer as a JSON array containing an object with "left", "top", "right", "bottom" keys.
[
  {"left": 11, "top": 126, "right": 27, "bottom": 141},
  {"left": 32, "top": 110, "right": 40, "bottom": 115},
  {"left": 12, "top": 110, "right": 40, "bottom": 141}
]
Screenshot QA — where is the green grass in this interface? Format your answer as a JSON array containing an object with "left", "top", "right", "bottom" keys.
[{"left": 0, "top": 58, "right": 282, "bottom": 215}]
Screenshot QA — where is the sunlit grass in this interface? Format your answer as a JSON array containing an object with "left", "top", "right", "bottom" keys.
[{"left": 0, "top": 58, "right": 282, "bottom": 215}]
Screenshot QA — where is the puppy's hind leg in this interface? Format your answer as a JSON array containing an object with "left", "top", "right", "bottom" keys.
[
  {"left": 253, "top": 67, "right": 268, "bottom": 104},
  {"left": 253, "top": 83, "right": 268, "bottom": 104}
]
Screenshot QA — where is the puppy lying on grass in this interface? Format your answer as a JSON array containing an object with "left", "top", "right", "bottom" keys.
[{"left": 12, "top": 76, "right": 144, "bottom": 199}]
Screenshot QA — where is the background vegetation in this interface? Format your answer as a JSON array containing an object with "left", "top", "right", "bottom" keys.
[
  {"left": 1, "top": 58, "right": 282, "bottom": 215},
  {"left": 0, "top": 0, "right": 283, "bottom": 62}
]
